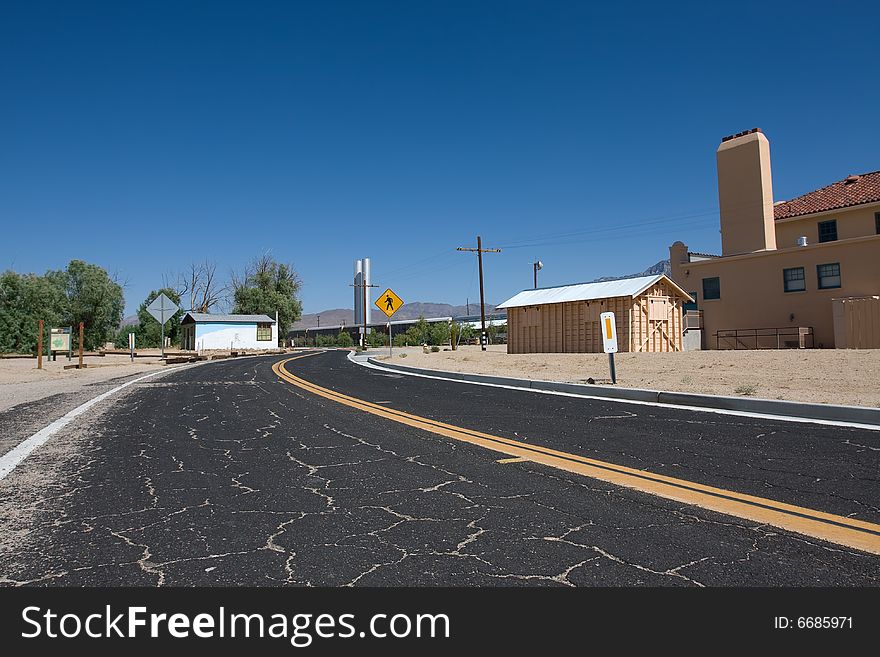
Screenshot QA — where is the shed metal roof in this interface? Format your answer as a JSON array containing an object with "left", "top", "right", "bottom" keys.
[
  {"left": 497, "top": 274, "right": 692, "bottom": 309},
  {"left": 182, "top": 312, "right": 276, "bottom": 324}
]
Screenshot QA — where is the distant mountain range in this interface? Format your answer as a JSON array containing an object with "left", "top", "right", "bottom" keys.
[
  {"left": 293, "top": 302, "right": 501, "bottom": 329},
  {"left": 590, "top": 258, "right": 671, "bottom": 283},
  {"left": 292, "top": 259, "right": 671, "bottom": 330}
]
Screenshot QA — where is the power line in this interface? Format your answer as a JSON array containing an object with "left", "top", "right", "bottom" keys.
[
  {"left": 498, "top": 217, "right": 718, "bottom": 252},
  {"left": 492, "top": 195, "right": 778, "bottom": 250},
  {"left": 495, "top": 211, "right": 715, "bottom": 249},
  {"left": 376, "top": 248, "right": 458, "bottom": 278}
]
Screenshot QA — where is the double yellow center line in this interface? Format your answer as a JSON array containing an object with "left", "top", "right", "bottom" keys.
[{"left": 273, "top": 354, "right": 880, "bottom": 555}]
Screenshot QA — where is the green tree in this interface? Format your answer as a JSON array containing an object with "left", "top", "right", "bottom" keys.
[
  {"left": 47, "top": 260, "right": 125, "bottom": 350},
  {"left": 336, "top": 330, "right": 353, "bottom": 348},
  {"left": 0, "top": 271, "right": 66, "bottom": 353},
  {"left": 367, "top": 329, "right": 387, "bottom": 347},
  {"left": 404, "top": 316, "right": 430, "bottom": 345},
  {"left": 113, "top": 323, "right": 138, "bottom": 349},
  {"left": 458, "top": 323, "right": 476, "bottom": 343},
  {"left": 487, "top": 321, "right": 506, "bottom": 344},
  {"left": 231, "top": 255, "right": 302, "bottom": 344},
  {"left": 1, "top": 260, "right": 122, "bottom": 353},
  {"left": 429, "top": 322, "right": 450, "bottom": 346},
  {"left": 120, "top": 288, "right": 183, "bottom": 348}
]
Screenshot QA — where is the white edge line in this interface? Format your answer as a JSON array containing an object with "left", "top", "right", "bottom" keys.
[
  {"left": 0, "top": 360, "right": 210, "bottom": 482},
  {"left": 348, "top": 352, "right": 880, "bottom": 432}
]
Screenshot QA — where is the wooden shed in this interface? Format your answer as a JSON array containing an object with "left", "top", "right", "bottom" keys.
[{"left": 498, "top": 274, "right": 693, "bottom": 354}]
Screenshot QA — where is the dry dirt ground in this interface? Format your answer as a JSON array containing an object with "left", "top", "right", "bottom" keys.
[
  {"left": 0, "top": 353, "right": 169, "bottom": 412},
  {"left": 372, "top": 345, "right": 880, "bottom": 408},
  {"left": 0, "top": 348, "right": 287, "bottom": 412}
]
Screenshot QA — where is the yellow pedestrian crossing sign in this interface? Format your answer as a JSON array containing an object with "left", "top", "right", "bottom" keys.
[{"left": 376, "top": 288, "right": 404, "bottom": 318}]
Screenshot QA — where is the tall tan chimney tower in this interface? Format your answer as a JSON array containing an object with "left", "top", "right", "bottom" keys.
[{"left": 716, "top": 128, "right": 777, "bottom": 255}]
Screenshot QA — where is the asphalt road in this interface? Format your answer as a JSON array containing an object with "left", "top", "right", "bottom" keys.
[{"left": 1, "top": 350, "right": 878, "bottom": 586}]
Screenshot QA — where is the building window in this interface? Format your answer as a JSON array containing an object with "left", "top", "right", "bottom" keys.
[
  {"left": 875, "top": 212, "right": 880, "bottom": 234},
  {"left": 783, "top": 267, "right": 806, "bottom": 292},
  {"left": 818, "top": 219, "right": 837, "bottom": 243},
  {"left": 702, "top": 277, "right": 720, "bottom": 300},
  {"left": 817, "top": 263, "right": 841, "bottom": 289},
  {"left": 256, "top": 323, "right": 273, "bottom": 341}
]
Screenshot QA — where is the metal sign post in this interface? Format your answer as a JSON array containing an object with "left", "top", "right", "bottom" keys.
[
  {"left": 375, "top": 287, "right": 403, "bottom": 356},
  {"left": 600, "top": 311, "right": 619, "bottom": 384},
  {"left": 146, "top": 293, "right": 180, "bottom": 359},
  {"left": 375, "top": 288, "right": 404, "bottom": 320},
  {"left": 375, "top": 288, "right": 404, "bottom": 357}
]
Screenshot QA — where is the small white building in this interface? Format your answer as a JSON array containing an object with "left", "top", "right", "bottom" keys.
[{"left": 180, "top": 312, "right": 278, "bottom": 351}]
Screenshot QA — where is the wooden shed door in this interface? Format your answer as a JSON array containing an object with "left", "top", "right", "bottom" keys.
[{"left": 642, "top": 296, "right": 674, "bottom": 351}]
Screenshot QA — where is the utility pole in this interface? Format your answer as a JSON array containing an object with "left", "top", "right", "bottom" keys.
[
  {"left": 457, "top": 235, "right": 501, "bottom": 351},
  {"left": 350, "top": 280, "right": 378, "bottom": 349},
  {"left": 533, "top": 260, "right": 543, "bottom": 289}
]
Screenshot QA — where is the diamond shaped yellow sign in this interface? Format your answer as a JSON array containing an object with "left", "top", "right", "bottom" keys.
[{"left": 375, "top": 288, "right": 404, "bottom": 318}]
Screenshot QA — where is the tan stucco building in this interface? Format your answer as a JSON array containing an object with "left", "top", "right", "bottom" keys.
[{"left": 670, "top": 129, "right": 880, "bottom": 349}]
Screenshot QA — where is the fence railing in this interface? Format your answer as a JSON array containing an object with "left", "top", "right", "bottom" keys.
[{"left": 715, "top": 326, "right": 814, "bottom": 350}]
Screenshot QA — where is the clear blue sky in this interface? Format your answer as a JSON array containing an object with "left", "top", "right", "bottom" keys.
[{"left": 2, "top": 0, "right": 878, "bottom": 316}]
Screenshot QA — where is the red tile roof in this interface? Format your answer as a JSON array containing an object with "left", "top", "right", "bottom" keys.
[{"left": 774, "top": 171, "right": 880, "bottom": 220}]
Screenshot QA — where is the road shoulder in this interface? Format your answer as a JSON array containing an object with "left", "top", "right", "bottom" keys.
[{"left": 360, "top": 353, "right": 880, "bottom": 429}]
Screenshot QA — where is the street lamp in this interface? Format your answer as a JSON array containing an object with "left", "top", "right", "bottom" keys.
[{"left": 533, "top": 260, "right": 543, "bottom": 289}]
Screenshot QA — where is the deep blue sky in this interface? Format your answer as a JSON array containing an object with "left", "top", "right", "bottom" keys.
[{"left": 2, "top": 1, "right": 878, "bottom": 316}]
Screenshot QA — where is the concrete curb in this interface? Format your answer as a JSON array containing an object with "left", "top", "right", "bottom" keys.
[{"left": 367, "top": 357, "right": 880, "bottom": 427}]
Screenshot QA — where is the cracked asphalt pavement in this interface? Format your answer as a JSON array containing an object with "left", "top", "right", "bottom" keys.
[{"left": 0, "top": 350, "right": 878, "bottom": 586}]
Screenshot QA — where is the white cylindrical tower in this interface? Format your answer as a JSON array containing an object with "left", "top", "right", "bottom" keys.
[{"left": 363, "top": 257, "right": 372, "bottom": 326}]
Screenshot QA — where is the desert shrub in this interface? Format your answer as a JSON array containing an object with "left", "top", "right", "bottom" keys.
[{"left": 336, "top": 331, "right": 353, "bottom": 348}]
